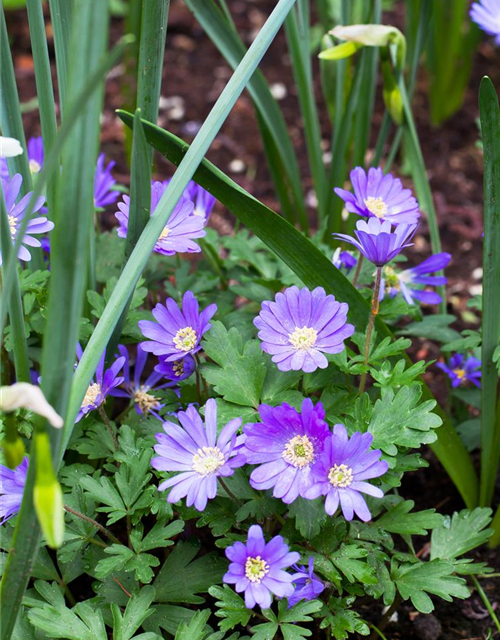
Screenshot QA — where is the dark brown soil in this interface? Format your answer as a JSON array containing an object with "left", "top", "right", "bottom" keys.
[{"left": 5, "top": 1, "right": 499, "bottom": 638}]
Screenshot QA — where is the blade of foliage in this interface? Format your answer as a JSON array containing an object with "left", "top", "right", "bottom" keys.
[
  {"left": 376, "top": 500, "right": 443, "bottom": 536},
  {"left": 478, "top": 76, "right": 500, "bottom": 508},
  {"left": 48, "top": 0, "right": 73, "bottom": 114},
  {"left": 184, "top": 0, "right": 308, "bottom": 229},
  {"left": 64, "top": 0, "right": 300, "bottom": 452},
  {"left": 174, "top": 609, "right": 211, "bottom": 640},
  {"left": 118, "top": 111, "right": 479, "bottom": 509},
  {"left": 431, "top": 508, "right": 493, "bottom": 560},
  {"left": 111, "top": 586, "right": 156, "bottom": 640}
]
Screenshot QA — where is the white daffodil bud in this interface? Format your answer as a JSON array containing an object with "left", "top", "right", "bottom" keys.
[
  {"left": 0, "top": 383, "right": 64, "bottom": 428},
  {"left": 0, "top": 136, "right": 23, "bottom": 158}
]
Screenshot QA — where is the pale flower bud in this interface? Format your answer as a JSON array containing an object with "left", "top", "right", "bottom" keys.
[
  {"left": 0, "top": 383, "right": 64, "bottom": 428},
  {"left": 0, "top": 136, "right": 23, "bottom": 158}
]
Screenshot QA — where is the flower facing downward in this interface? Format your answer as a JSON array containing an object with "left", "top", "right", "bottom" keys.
[
  {"left": 223, "top": 524, "right": 300, "bottom": 609},
  {"left": 380, "top": 252, "right": 451, "bottom": 305},
  {"left": 152, "top": 399, "right": 245, "bottom": 511},
  {"left": 305, "top": 424, "right": 388, "bottom": 521},
  {"left": 436, "top": 353, "right": 482, "bottom": 389},
  {"left": 242, "top": 399, "right": 330, "bottom": 504},
  {"left": 471, "top": 0, "right": 500, "bottom": 44},
  {"left": 75, "top": 345, "right": 126, "bottom": 422},
  {"left": 0, "top": 383, "right": 63, "bottom": 428},
  {"left": 334, "top": 167, "right": 420, "bottom": 225},
  {"left": 0, "top": 456, "right": 28, "bottom": 524},
  {"left": 115, "top": 180, "right": 206, "bottom": 256},
  {"left": 94, "top": 153, "right": 119, "bottom": 208},
  {"left": 0, "top": 174, "right": 50, "bottom": 265},
  {"left": 333, "top": 218, "right": 418, "bottom": 267},
  {"left": 139, "top": 291, "right": 217, "bottom": 362},
  {"left": 154, "top": 353, "right": 196, "bottom": 383},
  {"left": 254, "top": 286, "right": 354, "bottom": 373},
  {"left": 186, "top": 180, "right": 216, "bottom": 221},
  {"left": 288, "top": 558, "right": 325, "bottom": 608}
]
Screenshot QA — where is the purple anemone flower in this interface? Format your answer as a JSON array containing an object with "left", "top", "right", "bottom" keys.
[
  {"left": 186, "top": 180, "right": 216, "bottom": 222},
  {"left": 334, "top": 218, "right": 418, "bottom": 267},
  {"left": 380, "top": 252, "right": 451, "bottom": 305},
  {"left": 334, "top": 167, "right": 420, "bottom": 225},
  {"left": 333, "top": 248, "right": 357, "bottom": 272},
  {"left": 436, "top": 353, "right": 482, "bottom": 389},
  {"left": 254, "top": 286, "right": 354, "bottom": 373},
  {"left": 115, "top": 180, "right": 206, "bottom": 256},
  {"left": 223, "top": 524, "right": 300, "bottom": 609},
  {"left": 155, "top": 353, "right": 196, "bottom": 383},
  {"left": 139, "top": 290, "right": 217, "bottom": 362},
  {"left": 0, "top": 456, "right": 28, "bottom": 525},
  {"left": 75, "top": 344, "right": 126, "bottom": 422},
  {"left": 94, "top": 153, "right": 119, "bottom": 208},
  {"left": 305, "top": 424, "right": 388, "bottom": 522},
  {"left": 108, "top": 345, "right": 174, "bottom": 420},
  {"left": 288, "top": 558, "right": 325, "bottom": 608},
  {"left": 471, "top": 0, "right": 500, "bottom": 44},
  {"left": 1, "top": 136, "right": 44, "bottom": 181},
  {"left": 0, "top": 174, "right": 50, "bottom": 265},
  {"left": 151, "top": 398, "right": 245, "bottom": 511},
  {"left": 242, "top": 399, "right": 330, "bottom": 504}
]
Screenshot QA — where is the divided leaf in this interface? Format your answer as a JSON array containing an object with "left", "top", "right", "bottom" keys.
[
  {"left": 376, "top": 500, "right": 444, "bottom": 535},
  {"left": 430, "top": 508, "right": 493, "bottom": 561}
]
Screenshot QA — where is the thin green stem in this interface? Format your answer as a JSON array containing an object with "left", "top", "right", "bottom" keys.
[
  {"left": 63, "top": 504, "right": 120, "bottom": 545},
  {"left": 352, "top": 254, "right": 363, "bottom": 288},
  {"left": 471, "top": 576, "right": 500, "bottom": 635},
  {"left": 369, "top": 594, "right": 401, "bottom": 640},
  {"left": 219, "top": 477, "right": 243, "bottom": 506},
  {"left": 98, "top": 405, "right": 118, "bottom": 450},
  {"left": 359, "top": 266, "right": 382, "bottom": 394}
]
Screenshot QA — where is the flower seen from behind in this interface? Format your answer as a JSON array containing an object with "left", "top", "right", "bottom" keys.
[
  {"left": 436, "top": 353, "right": 482, "bottom": 388},
  {"left": 94, "top": 153, "right": 119, "bottom": 208},
  {"left": 288, "top": 558, "right": 325, "bottom": 608},
  {"left": 254, "top": 286, "right": 354, "bottom": 373},
  {"left": 380, "top": 252, "right": 451, "bottom": 305},
  {"left": 0, "top": 456, "right": 28, "bottom": 525},
  {"left": 333, "top": 248, "right": 357, "bottom": 272},
  {"left": 0, "top": 174, "right": 50, "bottom": 265},
  {"left": 139, "top": 290, "right": 217, "bottom": 362},
  {"left": 223, "top": 524, "right": 300, "bottom": 609},
  {"left": 334, "top": 218, "right": 418, "bottom": 267},
  {"left": 305, "top": 424, "right": 388, "bottom": 521},
  {"left": 471, "top": 0, "right": 500, "bottom": 43},
  {"left": 152, "top": 398, "right": 245, "bottom": 511},
  {"left": 334, "top": 167, "right": 420, "bottom": 225},
  {"left": 186, "top": 180, "right": 216, "bottom": 221},
  {"left": 242, "top": 398, "right": 330, "bottom": 504}
]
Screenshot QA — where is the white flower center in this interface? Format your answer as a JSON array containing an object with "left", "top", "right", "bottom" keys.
[
  {"left": 192, "top": 446, "right": 225, "bottom": 476},
  {"left": 158, "top": 226, "right": 171, "bottom": 241},
  {"left": 134, "top": 387, "right": 160, "bottom": 413},
  {"left": 364, "top": 196, "right": 388, "bottom": 218},
  {"left": 245, "top": 556, "right": 269, "bottom": 583},
  {"left": 173, "top": 327, "right": 197, "bottom": 352},
  {"left": 82, "top": 383, "right": 101, "bottom": 408},
  {"left": 29, "top": 159, "right": 41, "bottom": 174},
  {"left": 328, "top": 463, "right": 353, "bottom": 488},
  {"left": 8, "top": 215, "right": 17, "bottom": 239},
  {"left": 282, "top": 435, "right": 315, "bottom": 468},
  {"left": 173, "top": 360, "right": 185, "bottom": 377},
  {"left": 193, "top": 207, "right": 204, "bottom": 217},
  {"left": 289, "top": 326, "right": 318, "bottom": 351}
]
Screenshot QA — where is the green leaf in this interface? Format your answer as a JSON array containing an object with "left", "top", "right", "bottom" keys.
[
  {"left": 288, "top": 498, "right": 327, "bottom": 539},
  {"left": 111, "top": 586, "right": 156, "bottom": 640},
  {"left": 369, "top": 386, "right": 442, "bottom": 456},
  {"left": 251, "top": 622, "right": 279, "bottom": 640},
  {"left": 200, "top": 321, "right": 267, "bottom": 408},
  {"left": 398, "top": 315, "right": 461, "bottom": 343},
  {"left": 142, "top": 604, "right": 196, "bottom": 637},
  {"left": 430, "top": 508, "right": 493, "bottom": 561},
  {"left": 131, "top": 520, "right": 184, "bottom": 553},
  {"left": 393, "top": 559, "right": 470, "bottom": 613},
  {"left": 96, "top": 544, "right": 160, "bottom": 584},
  {"left": 174, "top": 609, "right": 211, "bottom": 640},
  {"left": 209, "top": 585, "right": 252, "bottom": 632},
  {"left": 376, "top": 500, "right": 444, "bottom": 535},
  {"left": 80, "top": 475, "right": 127, "bottom": 525},
  {"left": 319, "top": 597, "right": 370, "bottom": 639},
  {"left": 331, "top": 545, "right": 378, "bottom": 585}
]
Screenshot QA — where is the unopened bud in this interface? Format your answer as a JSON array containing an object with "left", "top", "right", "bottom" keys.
[
  {"left": 3, "top": 436, "right": 26, "bottom": 469},
  {"left": 327, "top": 24, "right": 406, "bottom": 71},
  {"left": 381, "top": 56, "right": 404, "bottom": 125},
  {"left": 0, "top": 383, "right": 63, "bottom": 429},
  {"left": 33, "top": 431, "right": 64, "bottom": 548}
]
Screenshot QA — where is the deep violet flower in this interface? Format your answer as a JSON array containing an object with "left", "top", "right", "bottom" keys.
[
  {"left": 305, "top": 424, "right": 388, "bottom": 522},
  {"left": 223, "top": 524, "right": 300, "bottom": 609},
  {"left": 333, "top": 218, "right": 418, "bottom": 267},
  {"left": 333, "top": 248, "right": 357, "bottom": 272},
  {"left": 154, "top": 353, "right": 196, "bottom": 383},
  {"left": 288, "top": 558, "right": 325, "bottom": 608},
  {"left": 139, "top": 291, "right": 217, "bottom": 362},
  {"left": 109, "top": 345, "right": 174, "bottom": 420},
  {"left": 151, "top": 399, "right": 245, "bottom": 511},
  {"left": 1, "top": 136, "right": 44, "bottom": 181},
  {"left": 254, "top": 286, "right": 354, "bottom": 373},
  {"left": 94, "top": 153, "right": 119, "bottom": 208},
  {"left": 242, "top": 399, "right": 330, "bottom": 504},
  {"left": 471, "top": 0, "right": 500, "bottom": 43},
  {"left": 115, "top": 180, "right": 206, "bottom": 256},
  {"left": 75, "top": 344, "right": 126, "bottom": 422},
  {"left": 0, "top": 174, "right": 50, "bottom": 265},
  {"left": 334, "top": 167, "right": 420, "bottom": 225},
  {"left": 186, "top": 180, "right": 216, "bottom": 221},
  {"left": 0, "top": 456, "right": 28, "bottom": 524},
  {"left": 436, "top": 353, "right": 482, "bottom": 389},
  {"left": 380, "top": 252, "right": 451, "bottom": 305}
]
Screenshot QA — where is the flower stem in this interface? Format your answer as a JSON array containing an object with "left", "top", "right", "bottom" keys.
[
  {"left": 218, "top": 477, "right": 243, "bottom": 506},
  {"left": 359, "top": 266, "right": 382, "bottom": 394},
  {"left": 98, "top": 405, "right": 119, "bottom": 450},
  {"left": 352, "top": 254, "right": 364, "bottom": 288},
  {"left": 63, "top": 504, "right": 121, "bottom": 545}
]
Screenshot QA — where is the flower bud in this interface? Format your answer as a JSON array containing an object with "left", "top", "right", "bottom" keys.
[
  {"left": 0, "top": 383, "right": 63, "bottom": 428},
  {"left": 381, "top": 55, "right": 404, "bottom": 125},
  {"left": 33, "top": 431, "right": 64, "bottom": 548},
  {"left": 3, "top": 436, "right": 26, "bottom": 469}
]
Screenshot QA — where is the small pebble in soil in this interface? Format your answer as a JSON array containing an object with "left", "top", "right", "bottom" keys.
[{"left": 413, "top": 614, "right": 443, "bottom": 640}]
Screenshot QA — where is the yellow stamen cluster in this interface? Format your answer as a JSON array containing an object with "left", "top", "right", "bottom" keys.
[
  {"left": 364, "top": 196, "right": 388, "bottom": 218},
  {"left": 173, "top": 327, "right": 197, "bottom": 352},
  {"left": 134, "top": 388, "right": 160, "bottom": 414},
  {"left": 158, "top": 226, "right": 171, "bottom": 241},
  {"left": 245, "top": 556, "right": 269, "bottom": 583},
  {"left": 8, "top": 215, "right": 17, "bottom": 239},
  {"left": 453, "top": 368, "right": 466, "bottom": 380},
  {"left": 328, "top": 463, "right": 353, "bottom": 488},
  {"left": 289, "top": 326, "right": 318, "bottom": 351},
  {"left": 29, "top": 159, "right": 41, "bottom": 174},
  {"left": 383, "top": 266, "right": 400, "bottom": 289},
  {"left": 282, "top": 435, "right": 315, "bottom": 468},
  {"left": 192, "top": 446, "right": 225, "bottom": 476},
  {"left": 82, "top": 383, "right": 101, "bottom": 408}
]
